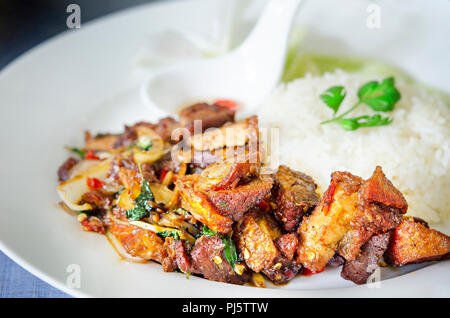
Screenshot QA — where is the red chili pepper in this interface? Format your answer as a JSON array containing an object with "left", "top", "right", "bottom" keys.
[
  {"left": 85, "top": 149, "right": 100, "bottom": 160},
  {"left": 257, "top": 200, "right": 270, "bottom": 213},
  {"left": 214, "top": 99, "right": 237, "bottom": 111},
  {"left": 86, "top": 177, "right": 104, "bottom": 190},
  {"left": 302, "top": 267, "right": 325, "bottom": 276},
  {"left": 159, "top": 170, "right": 168, "bottom": 183}
]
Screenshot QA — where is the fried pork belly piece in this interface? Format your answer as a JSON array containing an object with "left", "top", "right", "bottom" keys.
[
  {"left": 85, "top": 131, "right": 121, "bottom": 152},
  {"left": 206, "top": 175, "right": 273, "bottom": 221},
  {"left": 385, "top": 217, "right": 450, "bottom": 266},
  {"left": 176, "top": 161, "right": 272, "bottom": 231},
  {"left": 235, "top": 209, "right": 301, "bottom": 284},
  {"left": 338, "top": 167, "right": 406, "bottom": 261},
  {"left": 179, "top": 103, "right": 235, "bottom": 134},
  {"left": 176, "top": 175, "right": 233, "bottom": 235},
  {"left": 341, "top": 232, "right": 391, "bottom": 285},
  {"left": 272, "top": 165, "right": 319, "bottom": 232},
  {"left": 175, "top": 236, "right": 250, "bottom": 285},
  {"left": 297, "top": 171, "right": 363, "bottom": 272},
  {"left": 108, "top": 222, "right": 166, "bottom": 263},
  {"left": 105, "top": 208, "right": 177, "bottom": 271},
  {"left": 195, "top": 161, "right": 258, "bottom": 192},
  {"left": 297, "top": 166, "right": 407, "bottom": 272}
]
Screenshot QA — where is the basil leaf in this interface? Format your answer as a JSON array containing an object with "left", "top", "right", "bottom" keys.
[
  {"left": 157, "top": 230, "right": 180, "bottom": 240},
  {"left": 202, "top": 225, "right": 238, "bottom": 269},
  {"left": 202, "top": 225, "right": 217, "bottom": 237},
  {"left": 222, "top": 236, "right": 238, "bottom": 269},
  {"left": 357, "top": 77, "right": 401, "bottom": 112},
  {"left": 126, "top": 206, "right": 149, "bottom": 221},
  {"left": 320, "top": 86, "right": 346, "bottom": 115},
  {"left": 125, "top": 179, "right": 154, "bottom": 221}
]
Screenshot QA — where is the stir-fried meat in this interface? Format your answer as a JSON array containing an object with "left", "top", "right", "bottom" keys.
[
  {"left": 85, "top": 131, "right": 121, "bottom": 152},
  {"left": 57, "top": 157, "right": 79, "bottom": 182},
  {"left": 341, "top": 232, "right": 391, "bottom": 285},
  {"left": 272, "top": 165, "right": 319, "bottom": 232},
  {"left": 275, "top": 233, "right": 299, "bottom": 260},
  {"left": 135, "top": 117, "right": 181, "bottom": 143},
  {"left": 235, "top": 210, "right": 280, "bottom": 273},
  {"left": 327, "top": 254, "right": 345, "bottom": 268},
  {"left": 179, "top": 103, "right": 235, "bottom": 134},
  {"left": 195, "top": 162, "right": 258, "bottom": 191},
  {"left": 80, "top": 190, "right": 111, "bottom": 210},
  {"left": 175, "top": 236, "right": 250, "bottom": 285},
  {"left": 362, "top": 166, "right": 408, "bottom": 213},
  {"left": 113, "top": 117, "right": 181, "bottom": 149},
  {"left": 176, "top": 175, "right": 234, "bottom": 234},
  {"left": 186, "top": 144, "right": 260, "bottom": 172},
  {"left": 235, "top": 209, "right": 301, "bottom": 284},
  {"left": 206, "top": 175, "right": 273, "bottom": 221},
  {"left": 338, "top": 167, "right": 405, "bottom": 261},
  {"left": 108, "top": 157, "right": 158, "bottom": 186},
  {"left": 109, "top": 222, "right": 167, "bottom": 263},
  {"left": 297, "top": 171, "right": 364, "bottom": 272},
  {"left": 385, "top": 217, "right": 450, "bottom": 266},
  {"left": 297, "top": 166, "right": 406, "bottom": 272},
  {"left": 190, "top": 116, "right": 258, "bottom": 152},
  {"left": 114, "top": 125, "right": 137, "bottom": 149}
]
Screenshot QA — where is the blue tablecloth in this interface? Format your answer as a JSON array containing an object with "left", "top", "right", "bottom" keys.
[{"left": 0, "top": 251, "right": 69, "bottom": 298}]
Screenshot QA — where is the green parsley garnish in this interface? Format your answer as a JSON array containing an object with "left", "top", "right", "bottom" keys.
[
  {"left": 320, "top": 77, "right": 400, "bottom": 130},
  {"left": 202, "top": 225, "right": 237, "bottom": 269},
  {"left": 125, "top": 179, "right": 155, "bottom": 221}
]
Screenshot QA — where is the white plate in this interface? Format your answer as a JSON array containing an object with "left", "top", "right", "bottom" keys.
[{"left": 0, "top": 0, "right": 449, "bottom": 297}]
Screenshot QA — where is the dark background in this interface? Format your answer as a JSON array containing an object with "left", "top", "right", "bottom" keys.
[{"left": 0, "top": 0, "right": 163, "bottom": 70}]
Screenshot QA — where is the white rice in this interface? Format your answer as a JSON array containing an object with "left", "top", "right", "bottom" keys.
[{"left": 258, "top": 70, "right": 450, "bottom": 223}]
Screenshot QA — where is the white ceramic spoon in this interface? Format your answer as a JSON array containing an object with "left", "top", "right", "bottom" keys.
[{"left": 141, "top": 0, "right": 302, "bottom": 118}]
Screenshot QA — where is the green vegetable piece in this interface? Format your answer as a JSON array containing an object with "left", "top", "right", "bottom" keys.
[
  {"left": 137, "top": 137, "right": 152, "bottom": 151},
  {"left": 157, "top": 230, "right": 180, "bottom": 240},
  {"left": 69, "top": 147, "right": 86, "bottom": 158},
  {"left": 319, "top": 86, "right": 346, "bottom": 115},
  {"left": 337, "top": 114, "right": 393, "bottom": 131},
  {"left": 357, "top": 77, "right": 401, "bottom": 112},
  {"left": 202, "top": 225, "right": 238, "bottom": 269},
  {"left": 125, "top": 179, "right": 154, "bottom": 221}
]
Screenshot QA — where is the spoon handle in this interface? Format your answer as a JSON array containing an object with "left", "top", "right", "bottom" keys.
[{"left": 236, "top": 0, "right": 302, "bottom": 58}]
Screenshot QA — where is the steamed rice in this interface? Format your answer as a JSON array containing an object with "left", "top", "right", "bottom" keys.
[{"left": 258, "top": 70, "right": 450, "bottom": 223}]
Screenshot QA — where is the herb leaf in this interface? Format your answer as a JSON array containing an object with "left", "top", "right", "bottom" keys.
[
  {"left": 357, "top": 77, "right": 401, "bottom": 112},
  {"left": 320, "top": 77, "right": 400, "bottom": 131},
  {"left": 126, "top": 179, "right": 154, "bottom": 221},
  {"left": 319, "top": 86, "right": 346, "bottom": 115},
  {"left": 202, "top": 225, "right": 238, "bottom": 269},
  {"left": 137, "top": 137, "right": 153, "bottom": 151},
  {"left": 157, "top": 230, "right": 180, "bottom": 240},
  {"left": 68, "top": 147, "right": 86, "bottom": 158},
  {"left": 337, "top": 114, "right": 393, "bottom": 131}
]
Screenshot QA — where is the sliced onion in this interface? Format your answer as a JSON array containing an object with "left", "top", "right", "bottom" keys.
[
  {"left": 56, "top": 159, "right": 111, "bottom": 211},
  {"left": 133, "top": 126, "right": 164, "bottom": 164},
  {"left": 149, "top": 183, "right": 175, "bottom": 206},
  {"left": 130, "top": 220, "right": 195, "bottom": 244},
  {"left": 105, "top": 230, "right": 149, "bottom": 264}
]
